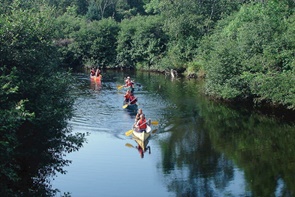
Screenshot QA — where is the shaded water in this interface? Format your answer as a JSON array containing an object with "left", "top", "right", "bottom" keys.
[{"left": 52, "top": 70, "right": 295, "bottom": 197}]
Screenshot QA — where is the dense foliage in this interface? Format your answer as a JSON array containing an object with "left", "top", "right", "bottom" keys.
[
  {"left": 116, "top": 15, "right": 168, "bottom": 69},
  {"left": 198, "top": 1, "right": 295, "bottom": 109},
  {"left": 0, "top": 0, "right": 294, "bottom": 194},
  {"left": 0, "top": 1, "right": 85, "bottom": 195},
  {"left": 55, "top": 12, "right": 120, "bottom": 69},
  {"left": 44, "top": 0, "right": 295, "bottom": 111}
]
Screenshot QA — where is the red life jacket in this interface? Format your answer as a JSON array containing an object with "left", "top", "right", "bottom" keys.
[
  {"left": 138, "top": 118, "right": 147, "bottom": 130},
  {"left": 124, "top": 93, "right": 130, "bottom": 99},
  {"left": 126, "top": 80, "right": 133, "bottom": 87},
  {"left": 129, "top": 95, "right": 137, "bottom": 104}
]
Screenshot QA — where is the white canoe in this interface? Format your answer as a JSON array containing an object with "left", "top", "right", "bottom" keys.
[
  {"left": 133, "top": 137, "right": 150, "bottom": 152},
  {"left": 132, "top": 125, "right": 151, "bottom": 141}
]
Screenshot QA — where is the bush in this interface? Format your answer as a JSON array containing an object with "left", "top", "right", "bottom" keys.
[{"left": 198, "top": 1, "right": 295, "bottom": 109}]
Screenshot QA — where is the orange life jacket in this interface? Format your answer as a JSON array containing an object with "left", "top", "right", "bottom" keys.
[
  {"left": 138, "top": 118, "right": 147, "bottom": 130},
  {"left": 124, "top": 93, "right": 131, "bottom": 99},
  {"left": 129, "top": 95, "right": 137, "bottom": 104}
]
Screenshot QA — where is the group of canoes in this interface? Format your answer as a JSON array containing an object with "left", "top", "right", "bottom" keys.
[
  {"left": 120, "top": 76, "right": 157, "bottom": 143},
  {"left": 89, "top": 71, "right": 155, "bottom": 157}
]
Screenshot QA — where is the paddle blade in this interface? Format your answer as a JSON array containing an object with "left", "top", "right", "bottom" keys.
[
  {"left": 125, "top": 129, "right": 133, "bottom": 136},
  {"left": 125, "top": 143, "right": 134, "bottom": 148},
  {"left": 117, "top": 85, "right": 124, "bottom": 90},
  {"left": 122, "top": 104, "right": 128, "bottom": 109},
  {"left": 151, "top": 121, "right": 159, "bottom": 125}
]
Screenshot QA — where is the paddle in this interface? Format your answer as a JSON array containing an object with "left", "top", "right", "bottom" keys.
[
  {"left": 122, "top": 103, "right": 128, "bottom": 109},
  {"left": 125, "top": 129, "right": 134, "bottom": 136},
  {"left": 150, "top": 121, "right": 159, "bottom": 125},
  {"left": 122, "top": 97, "right": 137, "bottom": 109},
  {"left": 125, "top": 143, "right": 135, "bottom": 148},
  {"left": 125, "top": 120, "right": 146, "bottom": 136},
  {"left": 117, "top": 85, "right": 124, "bottom": 90}
]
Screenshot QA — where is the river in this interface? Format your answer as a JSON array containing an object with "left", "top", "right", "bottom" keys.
[{"left": 51, "top": 70, "right": 295, "bottom": 197}]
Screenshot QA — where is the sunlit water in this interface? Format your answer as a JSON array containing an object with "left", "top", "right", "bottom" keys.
[
  {"left": 52, "top": 73, "right": 175, "bottom": 197},
  {"left": 51, "top": 71, "right": 295, "bottom": 197}
]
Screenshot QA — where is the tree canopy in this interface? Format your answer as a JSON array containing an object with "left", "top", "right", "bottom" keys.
[{"left": 1, "top": 0, "right": 295, "bottom": 194}]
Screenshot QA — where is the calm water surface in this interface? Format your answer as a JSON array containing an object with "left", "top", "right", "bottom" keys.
[{"left": 52, "top": 70, "right": 295, "bottom": 197}]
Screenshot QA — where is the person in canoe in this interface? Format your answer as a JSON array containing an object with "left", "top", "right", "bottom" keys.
[
  {"left": 135, "top": 114, "right": 150, "bottom": 132},
  {"left": 129, "top": 92, "right": 137, "bottom": 105},
  {"left": 133, "top": 108, "right": 143, "bottom": 128},
  {"left": 124, "top": 76, "right": 135, "bottom": 93},
  {"left": 124, "top": 89, "right": 131, "bottom": 103},
  {"left": 135, "top": 108, "right": 143, "bottom": 123},
  {"left": 90, "top": 67, "right": 96, "bottom": 76},
  {"left": 95, "top": 67, "right": 101, "bottom": 77},
  {"left": 124, "top": 76, "right": 131, "bottom": 84}
]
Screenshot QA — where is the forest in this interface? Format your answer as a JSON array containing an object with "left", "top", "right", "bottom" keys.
[
  {"left": 1, "top": 0, "right": 295, "bottom": 109},
  {"left": 0, "top": 0, "right": 294, "bottom": 194}
]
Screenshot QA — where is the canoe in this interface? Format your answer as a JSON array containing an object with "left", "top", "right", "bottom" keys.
[
  {"left": 133, "top": 137, "right": 149, "bottom": 152},
  {"left": 132, "top": 125, "right": 151, "bottom": 141},
  {"left": 119, "top": 86, "right": 135, "bottom": 93},
  {"left": 123, "top": 101, "right": 138, "bottom": 111}
]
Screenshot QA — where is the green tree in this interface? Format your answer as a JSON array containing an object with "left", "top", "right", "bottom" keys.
[
  {"left": 87, "top": 18, "right": 120, "bottom": 67},
  {"left": 116, "top": 15, "right": 167, "bottom": 69},
  {"left": 56, "top": 13, "right": 119, "bottom": 68},
  {"left": 198, "top": 0, "right": 295, "bottom": 109},
  {"left": 152, "top": 0, "right": 243, "bottom": 71},
  {"left": 85, "top": 0, "right": 118, "bottom": 20},
  {"left": 0, "top": 2, "right": 85, "bottom": 195},
  {"left": 47, "top": 0, "right": 89, "bottom": 15},
  {"left": 86, "top": 0, "right": 100, "bottom": 20}
]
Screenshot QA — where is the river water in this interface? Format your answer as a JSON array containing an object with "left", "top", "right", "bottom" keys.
[{"left": 51, "top": 70, "right": 295, "bottom": 197}]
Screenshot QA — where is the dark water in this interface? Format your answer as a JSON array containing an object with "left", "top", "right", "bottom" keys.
[{"left": 52, "top": 70, "right": 295, "bottom": 197}]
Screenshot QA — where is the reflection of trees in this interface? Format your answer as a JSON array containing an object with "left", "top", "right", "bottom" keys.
[
  {"left": 204, "top": 104, "right": 295, "bottom": 196},
  {"left": 158, "top": 115, "right": 235, "bottom": 197},
  {"left": 136, "top": 72, "right": 295, "bottom": 196},
  {"left": 1, "top": 130, "right": 85, "bottom": 196}
]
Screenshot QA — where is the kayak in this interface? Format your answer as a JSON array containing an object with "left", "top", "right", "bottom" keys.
[{"left": 132, "top": 125, "right": 151, "bottom": 141}]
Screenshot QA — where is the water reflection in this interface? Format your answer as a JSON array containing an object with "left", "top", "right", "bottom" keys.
[
  {"left": 126, "top": 138, "right": 151, "bottom": 159},
  {"left": 49, "top": 70, "right": 295, "bottom": 196},
  {"left": 90, "top": 78, "right": 102, "bottom": 91},
  {"left": 0, "top": 127, "right": 86, "bottom": 196},
  {"left": 133, "top": 71, "right": 295, "bottom": 196}
]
